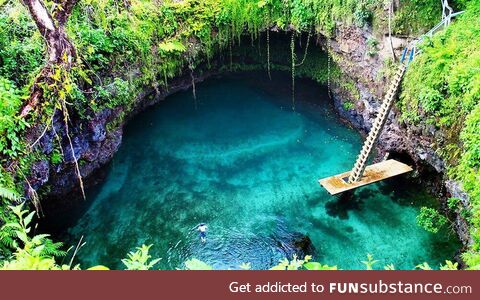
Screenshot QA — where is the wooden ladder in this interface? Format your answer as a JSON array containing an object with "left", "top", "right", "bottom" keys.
[{"left": 347, "top": 63, "right": 407, "bottom": 183}]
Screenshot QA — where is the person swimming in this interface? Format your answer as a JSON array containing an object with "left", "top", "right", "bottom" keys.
[{"left": 197, "top": 223, "right": 208, "bottom": 243}]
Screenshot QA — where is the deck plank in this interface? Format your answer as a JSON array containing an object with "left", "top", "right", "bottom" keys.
[{"left": 319, "top": 159, "right": 413, "bottom": 195}]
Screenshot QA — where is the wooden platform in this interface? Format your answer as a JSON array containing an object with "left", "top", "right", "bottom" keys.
[{"left": 319, "top": 159, "right": 413, "bottom": 195}]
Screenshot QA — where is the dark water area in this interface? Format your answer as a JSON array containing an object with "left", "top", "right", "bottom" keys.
[{"left": 56, "top": 72, "right": 460, "bottom": 270}]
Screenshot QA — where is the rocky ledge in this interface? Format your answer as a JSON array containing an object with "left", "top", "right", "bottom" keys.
[
  {"left": 326, "top": 23, "right": 471, "bottom": 248},
  {"left": 23, "top": 24, "right": 470, "bottom": 249},
  {"left": 26, "top": 68, "right": 215, "bottom": 216}
]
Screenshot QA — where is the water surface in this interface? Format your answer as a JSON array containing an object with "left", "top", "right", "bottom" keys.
[{"left": 64, "top": 72, "right": 459, "bottom": 269}]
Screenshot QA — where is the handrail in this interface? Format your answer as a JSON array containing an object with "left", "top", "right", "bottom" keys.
[
  {"left": 409, "top": 8, "right": 464, "bottom": 54},
  {"left": 400, "top": 47, "right": 408, "bottom": 63},
  {"left": 451, "top": 11, "right": 465, "bottom": 18},
  {"left": 347, "top": 2, "right": 464, "bottom": 183},
  {"left": 424, "top": 19, "right": 447, "bottom": 37}
]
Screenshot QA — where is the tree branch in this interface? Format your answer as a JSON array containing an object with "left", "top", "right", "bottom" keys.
[
  {"left": 53, "top": 0, "right": 79, "bottom": 26},
  {"left": 22, "top": 0, "right": 55, "bottom": 36}
]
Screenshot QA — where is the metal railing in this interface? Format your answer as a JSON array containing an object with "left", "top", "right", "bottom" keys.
[{"left": 346, "top": 2, "right": 464, "bottom": 183}]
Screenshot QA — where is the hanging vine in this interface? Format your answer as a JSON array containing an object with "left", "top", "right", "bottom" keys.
[
  {"left": 163, "top": 68, "right": 169, "bottom": 91},
  {"left": 187, "top": 43, "right": 200, "bottom": 110},
  {"left": 262, "top": 1, "right": 272, "bottom": 81},
  {"left": 188, "top": 61, "right": 197, "bottom": 110},
  {"left": 295, "top": 30, "right": 311, "bottom": 67},
  {"left": 327, "top": 35, "right": 332, "bottom": 99},
  {"left": 15, "top": 0, "right": 87, "bottom": 204},
  {"left": 229, "top": 27, "right": 233, "bottom": 71},
  {"left": 58, "top": 70, "right": 86, "bottom": 201},
  {"left": 267, "top": 29, "right": 271, "bottom": 80},
  {"left": 290, "top": 32, "right": 296, "bottom": 111}
]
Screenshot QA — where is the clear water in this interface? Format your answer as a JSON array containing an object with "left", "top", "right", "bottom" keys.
[{"left": 63, "top": 72, "right": 459, "bottom": 270}]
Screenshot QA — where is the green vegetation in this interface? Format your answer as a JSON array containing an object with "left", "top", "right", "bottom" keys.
[
  {"left": 1, "top": 203, "right": 67, "bottom": 270},
  {"left": 121, "top": 244, "right": 161, "bottom": 270},
  {"left": 416, "top": 207, "right": 448, "bottom": 234},
  {"left": 361, "top": 253, "right": 379, "bottom": 270},
  {"left": 181, "top": 254, "right": 458, "bottom": 270},
  {"left": 342, "top": 101, "right": 355, "bottom": 110},
  {"left": 0, "top": 0, "right": 478, "bottom": 269},
  {"left": 0, "top": 201, "right": 159, "bottom": 270},
  {"left": 0, "top": 0, "right": 392, "bottom": 194},
  {"left": 392, "top": 0, "right": 442, "bottom": 35},
  {"left": 448, "top": 197, "right": 461, "bottom": 211},
  {"left": 366, "top": 37, "right": 379, "bottom": 56},
  {"left": 400, "top": 0, "right": 480, "bottom": 268},
  {"left": 0, "top": 201, "right": 457, "bottom": 270}
]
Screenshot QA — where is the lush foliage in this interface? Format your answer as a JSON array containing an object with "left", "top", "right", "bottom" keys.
[
  {"left": 400, "top": 0, "right": 480, "bottom": 268},
  {"left": 0, "top": 203, "right": 67, "bottom": 270},
  {"left": 0, "top": 201, "right": 159, "bottom": 270},
  {"left": 183, "top": 254, "right": 458, "bottom": 271},
  {"left": 121, "top": 244, "right": 161, "bottom": 270},
  {"left": 392, "top": 0, "right": 442, "bottom": 35},
  {"left": 0, "top": 2, "right": 45, "bottom": 87},
  {"left": 0, "top": 0, "right": 477, "bottom": 269},
  {"left": 416, "top": 207, "right": 448, "bottom": 234}
]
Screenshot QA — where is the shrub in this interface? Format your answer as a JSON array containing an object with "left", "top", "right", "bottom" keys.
[{"left": 417, "top": 207, "right": 448, "bottom": 234}]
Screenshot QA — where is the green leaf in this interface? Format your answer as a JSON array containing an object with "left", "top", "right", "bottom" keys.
[
  {"left": 257, "top": 0, "right": 267, "bottom": 8},
  {"left": 87, "top": 265, "right": 110, "bottom": 270},
  {"left": 304, "top": 262, "right": 337, "bottom": 270},
  {"left": 3, "top": 222, "right": 22, "bottom": 229},
  {"left": 31, "top": 234, "right": 50, "bottom": 245},
  {"left": 15, "top": 230, "right": 29, "bottom": 243},
  {"left": 416, "top": 262, "right": 433, "bottom": 270},
  {"left": 239, "top": 262, "right": 251, "bottom": 270},
  {"left": 158, "top": 40, "right": 186, "bottom": 53},
  {"left": 0, "top": 186, "right": 19, "bottom": 201},
  {"left": 184, "top": 258, "right": 213, "bottom": 270},
  {"left": 24, "top": 211, "right": 35, "bottom": 228}
]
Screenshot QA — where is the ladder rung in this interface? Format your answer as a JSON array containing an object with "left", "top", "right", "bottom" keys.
[{"left": 348, "top": 62, "right": 407, "bottom": 183}]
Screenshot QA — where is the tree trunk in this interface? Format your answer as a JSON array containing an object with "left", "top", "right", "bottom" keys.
[{"left": 19, "top": 0, "right": 78, "bottom": 117}]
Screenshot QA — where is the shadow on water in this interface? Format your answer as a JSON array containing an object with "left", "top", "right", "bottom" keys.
[
  {"left": 324, "top": 191, "right": 364, "bottom": 220},
  {"left": 378, "top": 175, "right": 439, "bottom": 207}
]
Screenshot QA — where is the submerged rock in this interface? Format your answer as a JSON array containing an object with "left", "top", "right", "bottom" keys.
[
  {"left": 276, "top": 232, "right": 316, "bottom": 260},
  {"left": 293, "top": 235, "right": 316, "bottom": 256}
]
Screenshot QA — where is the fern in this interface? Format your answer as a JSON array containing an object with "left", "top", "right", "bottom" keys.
[
  {"left": 41, "top": 239, "right": 67, "bottom": 257},
  {"left": 0, "top": 186, "right": 20, "bottom": 202},
  {"left": 0, "top": 225, "right": 16, "bottom": 249}
]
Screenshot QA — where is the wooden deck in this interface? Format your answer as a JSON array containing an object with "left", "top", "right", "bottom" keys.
[{"left": 319, "top": 159, "right": 413, "bottom": 195}]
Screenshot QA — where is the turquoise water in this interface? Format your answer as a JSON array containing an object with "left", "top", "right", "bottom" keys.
[{"left": 64, "top": 72, "right": 459, "bottom": 270}]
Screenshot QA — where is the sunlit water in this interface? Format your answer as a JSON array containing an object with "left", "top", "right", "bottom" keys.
[{"left": 62, "top": 72, "right": 459, "bottom": 270}]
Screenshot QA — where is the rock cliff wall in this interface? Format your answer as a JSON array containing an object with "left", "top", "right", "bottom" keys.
[
  {"left": 326, "top": 24, "right": 471, "bottom": 248},
  {"left": 28, "top": 25, "right": 470, "bottom": 249}
]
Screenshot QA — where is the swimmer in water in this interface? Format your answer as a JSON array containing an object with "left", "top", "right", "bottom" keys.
[{"left": 197, "top": 223, "right": 208, "bottom": 243}]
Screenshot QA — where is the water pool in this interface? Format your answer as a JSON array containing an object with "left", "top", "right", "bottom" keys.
[{"left": 63, "top": 72, "right": 459, "bottom": 270}]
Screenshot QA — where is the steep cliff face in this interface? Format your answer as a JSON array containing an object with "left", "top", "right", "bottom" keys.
[
  {"left": 28, "top": 67, "right": 216, "bottom": 210},
  {"left": 327, "top": 24, "right": 441, "bottom": 170},
  {"left": 27, "top": 23, "right": 470, "bottom": 246},
  {"left": 327, "top": 23, "right": 471, "bottom": 247},
  {"left": 29, "top": 108, "right": 123, "bottom": 198}
]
